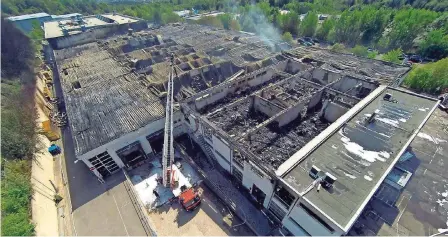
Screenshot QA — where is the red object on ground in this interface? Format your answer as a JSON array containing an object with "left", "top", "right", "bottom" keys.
[{"left": 179, "top": 188, "right": 201, "bottom": 211}]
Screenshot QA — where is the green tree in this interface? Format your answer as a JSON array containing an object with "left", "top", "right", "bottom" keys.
[
  {"left": 315, "top": 17, "right": 335, "bottom": 40},
  {"left": 382, "top": 48, "right": 403, "bottom": 64},
  {"left": 404, "top": 58, "right": 448, "bottom": 94},
  {"left": 282, "top": 31, "right": 293, "bottom": 43},
  {"left": 218, "top": 13, "right": 232, "bottom": 30},
  {"left": 419, "top": 29, "right": 448, "bottom": 59},
  {"left": 386, "top": 8, "right": 439, "bottom": 50},
  {"left": 300, "top": 12, "right": 318, "bottom": 37},
  {"left": 351, "top": 45, "right": 369, "bottom": 57},
  {"left": 278, "top": 11, "right": 300, "bottom": 35}
]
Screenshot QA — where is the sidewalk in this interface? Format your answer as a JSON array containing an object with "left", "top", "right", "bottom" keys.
[{"left": 31, "top": 132, "right": 59, "bottom": 236}]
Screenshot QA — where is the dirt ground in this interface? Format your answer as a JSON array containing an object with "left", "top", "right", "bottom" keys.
[{"left": 148, "top": 183, "right": 254, "bottom": 236}]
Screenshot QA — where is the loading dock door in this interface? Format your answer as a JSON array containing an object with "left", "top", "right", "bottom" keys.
[
  {"left": 252, "top": 184, "right": 266, "bottom": 206},
  {"left": 147, "top": 129, "right": 164, "bottom": 154},
  {"left": 88, "top": 151, "right": 120, "bottom": 178},
  {"left": 116, "top": 141, "right": 147, "bottom": 168}
]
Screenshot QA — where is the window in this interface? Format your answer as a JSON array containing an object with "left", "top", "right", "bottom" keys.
[
  {"left": 288, "top": 217, "right": 311, "bottom": 236},
  {"left": 274, "top": 186, "right": 295, "bottom": 208},
  {"left": 299, "top": 203, "right": 335, "bottom": 233}
]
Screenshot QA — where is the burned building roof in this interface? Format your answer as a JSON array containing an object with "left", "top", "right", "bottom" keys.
[
  {"left": 55, "top": 43, "right": 165, "bottom": 156},
  {"left": 279, "top": 87, "right": 438, "bottom": 230},
  {"left": 55, "top": 23, "right": 290, "bottom": 157}
]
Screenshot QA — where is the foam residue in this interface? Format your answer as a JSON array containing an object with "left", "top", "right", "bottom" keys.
[
  {"left": 344, "top": 172, "right": 356, "bottom": 179},
  {"left": 418, "top": 132, "right": 447, "bottom": 144},
  {"left": 399, "top": 118, "right": 407, "bottom": 123},
  {"left": 340, "top": 135, "right": 390, "bottom": 163},
  {"left": 379, "top": 133, "right": 391, "bottom": 138},
  {"left": 376, "top": 117, "right": 400, "bottom": 127},
  {"left": 364, "top": 175, "right": 373, "bottom": 181}
]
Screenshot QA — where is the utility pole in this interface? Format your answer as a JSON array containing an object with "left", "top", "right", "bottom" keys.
[{"left": 162, "top": 54, "right": 176, "bottom": 187}]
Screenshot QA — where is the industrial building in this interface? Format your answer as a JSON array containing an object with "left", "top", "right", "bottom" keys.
[
  {"left": 44, "top": 13, "right": 146, "bottom": 49},
  {"left": 52, "top": 23, "right": 439, "bottom": 236}
]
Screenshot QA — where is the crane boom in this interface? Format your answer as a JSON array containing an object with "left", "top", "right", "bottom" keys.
[{"left": 162, "top": 54, "right": 176, "bottom": 187}]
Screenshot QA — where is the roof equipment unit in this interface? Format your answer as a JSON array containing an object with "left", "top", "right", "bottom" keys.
[
  {"left": 323, "top": 172, "right": 337, "bottom": 188},
  {"left": 309, "top": 165, "right": 321, "bottom": 179}
]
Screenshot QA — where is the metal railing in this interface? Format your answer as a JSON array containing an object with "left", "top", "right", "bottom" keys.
[{"left": 122, "top": 170, "right": 157, "bottom": 237}]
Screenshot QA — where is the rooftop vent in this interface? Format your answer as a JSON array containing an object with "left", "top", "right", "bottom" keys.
[
  {"left": 72, "top": 81, "right": 81, "bottom": 89},
  {"left": 323, "top": 172, "right": 337, "bottom": 188},
  {"left": 309, "top": 165, "right": 321, "bottom": 179},
  {"left": 383, "top": 93, "right": 392, "bottom": 101}
]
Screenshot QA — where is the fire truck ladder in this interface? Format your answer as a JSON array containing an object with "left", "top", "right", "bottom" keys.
[{"left": 162, "top": 54, "right": 177, "bottom": 187}]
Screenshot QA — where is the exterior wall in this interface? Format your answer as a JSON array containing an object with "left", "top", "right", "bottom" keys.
[
  {"left": 211, "top": 134, "right": 232, "bottom": 172},
  {"left": 330, "top": 76, "right": 377, "bottom": 93},
  {"left": 322, "top": 101, "right": 350, "bottom": 123},
  {"left": 312, "top": 68, "right": 340, "bottom": 85},
  {"left": 308, "top": 90, "right": 323, "bottom": 109},
  {"left": 253, "top": 96, "right": 283, "bottom": 117},
  {"left": 277, "top": 102, "right": 306, "bottom": 127},
  {"left": 78, "top": 111, "right": 186, "bottom": 176},
  {"left": 284, "top": 200, "right": 343, "bottom": 236},
  {"left": 53, "top": 27, "right": 112, "bottom": 49},
  {"left": 242, "top": 161, "right": 274, "bottom": 208},
  {"left": 10, "top": 16, "right": 52, "bottom": 33}
]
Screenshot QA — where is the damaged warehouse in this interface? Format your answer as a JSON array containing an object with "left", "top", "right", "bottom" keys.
[{"left": 52, "top": 23, "right": 439, "bottom": 236}]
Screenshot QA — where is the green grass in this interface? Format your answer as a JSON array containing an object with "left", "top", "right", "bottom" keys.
[{"left": 1, "top": 160, "right": 35, "bottom": 236}]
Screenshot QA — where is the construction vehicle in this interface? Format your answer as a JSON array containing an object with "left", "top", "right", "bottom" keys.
[{"left": 163, "top": 54, "right": 201, "bottom": 211}]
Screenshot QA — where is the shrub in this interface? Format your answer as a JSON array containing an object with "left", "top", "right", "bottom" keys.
[
  {"left": 382, "top": 48, "right": 403, "bottom": 64},
  {"left": 404, "top": 58, "right": 448, "bottom": 94}
]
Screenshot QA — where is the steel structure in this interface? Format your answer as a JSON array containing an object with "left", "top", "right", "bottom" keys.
[{"left": 162, "top": 54, "right": 176, "bottom": 187}]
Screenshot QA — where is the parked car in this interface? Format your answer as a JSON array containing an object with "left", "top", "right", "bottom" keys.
[{"left": 409, "top": 54, "right": 422, "bottom": 63}]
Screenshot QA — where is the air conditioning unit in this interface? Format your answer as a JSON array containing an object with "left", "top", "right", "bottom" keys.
[
  {"left": 309, "top": 165, "right": 321, "bottom": 179},
  {"left": 323, "top": 172, "right": 337, "bottom": 188}
]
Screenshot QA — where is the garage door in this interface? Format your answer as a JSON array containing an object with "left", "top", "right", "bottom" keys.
[{"left": 88, "top": 151, "right": 120, "bottom": 177}]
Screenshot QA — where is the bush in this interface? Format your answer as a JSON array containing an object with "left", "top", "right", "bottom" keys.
[
  {"left": 382, "top": 48, "right": 403, "bottom": 64},
  {"left": 330, "top": 43, "right": 346, "bottom": 53},
  {"left": 351, "top": 45, "right": 369, "bottom": 57},
  {"left": 404, "top": 58, "right": 448, "bottom": 94},
  {"left": 1, "top": 160, "right": 34, "bottom": 236},
  {"left": 367, "top": 50, "right": 378, "bottom": 59},
  {"left": 282, "top": 32, "right": 293, "bottom": 43}
]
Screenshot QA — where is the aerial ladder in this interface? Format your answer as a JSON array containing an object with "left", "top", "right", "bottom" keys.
[
  {"left": 162, "top": 54, "right": 176, "bottom": 187},
  {"left": 161, "top": 54, "right": 201, "bottom": 211}
]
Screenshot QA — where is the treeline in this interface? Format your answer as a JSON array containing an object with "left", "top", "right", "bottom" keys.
[{"left": 1, "top": 18, "right": 39, "bottom": 236}]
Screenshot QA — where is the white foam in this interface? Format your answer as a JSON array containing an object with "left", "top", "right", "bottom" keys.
[
  {"left": 379, "top": 133, "right": 391, "bottom": 138},
  {"left": 364, "top": 175, "right": 373, "bottom": 181},
  {"left": 442, "top": 191, "right": 448, "bottom": 198},
  {"left": 418, "top": 132, "right": 447, "bottom": 144},
  {"left": 399, "top": 118, "right": 407, "bottom": 123},
  {"left": 341, "top": 135, "right": 390, "bottom": 163},
  {"left": 376, "top": 117, "right": 400, "bottom": 127},
  {"left": 344, "top": 173, "right": 356, "bottom": 179}
]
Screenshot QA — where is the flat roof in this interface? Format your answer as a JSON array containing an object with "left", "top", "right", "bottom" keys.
[
  {"left": 282, "top": 87, "right": 438, "bottom": 230},
  {"left": 348, "top": 108, "right": 448, "bottom": 236},
  {"left": 7, "top": 12, "right": 50, "bottom": 21},
  {"left": 55, "top": 44, "right": 165, "bottom": 156},
  {"left": 102, "top": 14, "right": 139, "bottom": 24},
  {"left": 44, "top": 14, "right": 139, "bottom": 39}
]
